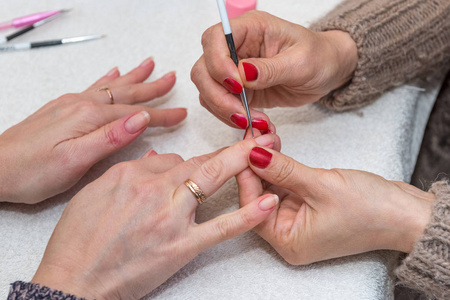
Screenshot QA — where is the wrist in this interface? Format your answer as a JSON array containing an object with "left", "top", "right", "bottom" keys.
[
  {"left": 383, "top": 183, "right": 434, "bottom": 253},
  {"left": 320, "top": 30, "right": 358, "bottom": 90}
]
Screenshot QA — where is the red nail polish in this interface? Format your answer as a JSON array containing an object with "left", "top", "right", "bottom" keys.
[
  {"left": 249, "top": 147, "right": 272, "bottom": 169},
  {"left": 231, "top": 113, "right": 248, "bottom": 129},
  {"left": 260, "top": 130, "right": 271, "bottom": 135},
  {"left": 243, "top": 62, "right": 258, "bottom": 81},
  {"left": 223, "top": 78, "right": 243, "bottom": 94},
  {"left": 251, "top": 119, "right": 269, "bottom": 131}
]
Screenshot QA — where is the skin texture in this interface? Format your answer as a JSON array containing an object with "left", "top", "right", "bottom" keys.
[
  {"left": 191, "top": 11, "right": 357, "bottom": 128},
  {"left": 0, "top": 57, "right": 187, "bottom": 204},
  {"left": 238, "top": 145, "right": 435, "bottom": 265},
  {"left": 31, "top": 134, "right": 281, "bottom": 300}
]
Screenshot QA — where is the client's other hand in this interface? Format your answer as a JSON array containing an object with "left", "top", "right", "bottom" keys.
[{"left": 0, "top": 57, "right": 187, "bottom": 204}]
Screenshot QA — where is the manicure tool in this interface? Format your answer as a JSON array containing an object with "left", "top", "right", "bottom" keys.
[
  {"left": 0, "top": 13, "right": 64, "bottom": 44},
  {"left": 0, "top": 9, "right": 68, "bottom": 30},
  {"left": 216, "top": 0, "right": 255, "bottom": 137},
  {"left": 0, "top": 35, "right": 106, "bottom": 51}
]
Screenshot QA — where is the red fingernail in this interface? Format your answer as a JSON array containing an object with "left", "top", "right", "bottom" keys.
[
  {"left": 260, "top": 129, "right": 274, "bottom": 135},
  {"left": 243, "top": 62, "right": 258, "bottom": 81},
  {"left": 251, "top": 119, "right": 269, "bottom": 131},
  {"left": 223, "top": 78, "right": 243, "bottom": 94},
  {"left": 249, "top": 147, "right": 272, "bottom": 169},
  {"left": 231, "top": 113, "right": 248, "bottom": 129}
]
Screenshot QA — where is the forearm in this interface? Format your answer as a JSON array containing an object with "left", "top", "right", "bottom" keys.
[
  {"left": 311, "top": 0, "right": 450, "bottom": 111},
  {"left": 395, "top": 181, "right": 450, "bottom": 299}
]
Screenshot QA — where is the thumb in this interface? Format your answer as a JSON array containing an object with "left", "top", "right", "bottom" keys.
[
  {"left": 193, "top": 194, "right": 279, "bottom": 251},
  {"left": 71, "top": 111, "right": 150, "bottom": 166},
  {"left": 248, "top": 146, "right": 316, "bottom": 195},
  {"left": 239, "top": 55, "right": 294, "bottom": 89}
]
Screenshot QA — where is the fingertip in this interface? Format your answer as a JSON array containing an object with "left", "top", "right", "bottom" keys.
[
  {"left": 162, "top": 71, "right": 176, "bottom": 82},
  {"left": 258, "top": 194, "right": 279, "bottom": 211},
  {"left": 124, "top": 111, "right": 151, "bottom": 134},
  {"left": 105, "top": 66, "right": 119, "bottom": 78},
  {"left": 139, "top": 56, "right": 155, "bottom": 69},
  {"left": 141, "top": 148, "right": 158, "bottom": 159}
]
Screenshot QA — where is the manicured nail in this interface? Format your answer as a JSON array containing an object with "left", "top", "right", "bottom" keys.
[
  {"left": 243, "top": 62, "right": 258, "bottom": 81},
  {"left": 140, "top": 57, "right": 154, "bottom": 68},
  {"left": 125, "top": 111, "right": 150, "bottom": 134},
  {"left": 223, "top": 78, "right": 243, "bottom": 94},
  {"left": 254, "top": 134, "right": 274, "bottom": 147},
  {"left": 230, "top": 113, "right": 248, "bottom": 129},
  {"left": 106, "top": 66, "right": 119, "bottom": 77},
  {"left": 252, "top": 119, "right": 269, "bottom": 131},
  {"left": 162, "top": 71, "right": 176, "bottom": 80},
  {"left": 249, "top": 147, "right": 272, "bottom": 168},
  {"left": 261, "top": 129, "right": 274, "bottom": 135},
  {"left": 258, "top": 194, "right": 279, "bottom": 211}
]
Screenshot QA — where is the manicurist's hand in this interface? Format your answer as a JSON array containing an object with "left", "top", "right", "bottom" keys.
[
  {"left": 237, "top": 146, "right": 435, "bottom": 265},
  {"left": 191, "top": 11, "right": 357, "bottom": 129},
  {"left": 31, "top": 134, "right": 280, "bottom": 300},
  {"left": 0, "top": 57, "right": 187, "bottom": 204}
]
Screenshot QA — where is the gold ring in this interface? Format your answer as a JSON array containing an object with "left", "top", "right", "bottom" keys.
[
  {"left": 99, "top": 87, "right": 114, "bottom": 104},
  {"left": 184, "top": 179, "right": 207, "bottom": 204}
]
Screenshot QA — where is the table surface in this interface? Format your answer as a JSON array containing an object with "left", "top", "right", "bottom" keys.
[{"left": 0, "top": 1, "right": 440, "bottom": 299}]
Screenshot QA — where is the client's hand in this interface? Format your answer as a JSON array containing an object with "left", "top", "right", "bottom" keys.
[
  {"left": 191, "top": 11, "right": 357, "bottom": 129},
  {"left": 238, "top": 146, "right": 435, "bottom": 265},
  {"left": 31, "top": 134, "right": 280, "bottom": 300},
  {"left": 0, "top": 57, "right": 187, "bottom": 204}
]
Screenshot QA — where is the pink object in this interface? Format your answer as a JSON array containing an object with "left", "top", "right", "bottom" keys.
[
  {"left": 0, "top": 10, "right": 60, "bottom": 30},
  {"left": 225, "top": 0, "right": 257, "bottom": 18}
]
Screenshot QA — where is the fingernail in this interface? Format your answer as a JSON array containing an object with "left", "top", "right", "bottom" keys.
[
  {"left": 125, "top": 111, "right": 151, "bottom": 134},
  {"left": 250, "top": 147, "right": 272, "bottom": 168},
  {"left": 140, "top": 57, "right": 154, "bottom": 68},
  {"left": 162, "top": 71, "right": 176, "bottom": 80},
  {"left": 254, "top": 134, "right": 274, "bottom": 147},
  {"left": 143, "top": 148, "right": 158, "bottom": 158},
  {"left": 258, "top": 194, "right": 279, "bottom": 211},
  {"left": 223, "top": 78, "right": 243, "bottom": 94},
  {"left": 243, "top": 62, "right": 258, "bottom": 81},
  {"left": 261, "top": 129, "right": 274, "bottom": 135},
  {"left": 106, "top": 67, "right": 119, "bottom": 77},
  {"left": 251, "top": 119, "right": 269, "bottom": 131},
  {"left": 231, "top": 113, "right": 248, "bottom": 129}
]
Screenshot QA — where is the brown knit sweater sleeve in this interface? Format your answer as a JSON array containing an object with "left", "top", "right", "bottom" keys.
[
  {"left": 395, "top": 181, "right": 450, "bottom": 299},
  {"left": 310, "top": 0, "right": 450, "bottom": 111}
]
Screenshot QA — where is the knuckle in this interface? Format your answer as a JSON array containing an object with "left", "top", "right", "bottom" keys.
[
  {"left": 190, "top": 61, "right": 202, "bottom": 83},
  {"left": 107, "top": 161, "right": 134, "bottom": 181},
  {"left": 201, "top": 27, "right": 213, "bottom": 47},
  {"left": 214, "top": 216, "right": 233, "bottom": 241},
  {"left": 103, "top": 124, "right": 122, "bottom": 148},
  {"left": 199, "top": 158, "right": 225, "bottom": 184},
  {"left": 186, "top": 155, "right": 208, "bottom": 169},
  {"left": 273, "top": 158, "right": 296, "bottom": 185}
]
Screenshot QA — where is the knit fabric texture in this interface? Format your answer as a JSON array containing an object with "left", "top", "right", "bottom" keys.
[
  {"left": 311, "top": 0, "right": 450, "bottom": 111},
  {"left": 7, "top": 281, "right": 85, "bottom": 300},
  {"left": 395, "top": 181, "right": 450, "bottom": 299}
]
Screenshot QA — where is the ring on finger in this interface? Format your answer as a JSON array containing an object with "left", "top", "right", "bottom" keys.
[
  {"left": 184, "top": 179, "right": 207, "bottom": 204},
  {"left": 98, "top": 87, "right": 114, "bottom": 104}
]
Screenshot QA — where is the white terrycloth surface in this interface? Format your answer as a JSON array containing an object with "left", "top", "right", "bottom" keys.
[{"left": 0, "top": 1, "right": 441, "bottom": 299}]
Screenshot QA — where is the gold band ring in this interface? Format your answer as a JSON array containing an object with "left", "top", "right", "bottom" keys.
[
  {"left": 99, "top": 87, "right": 114, "bottom": 104},
  {"left": 184, "top": 179, "right": 207, "bottom": 204}
]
